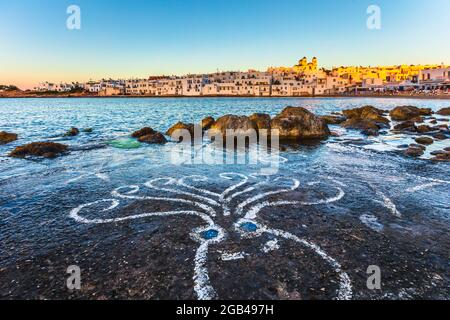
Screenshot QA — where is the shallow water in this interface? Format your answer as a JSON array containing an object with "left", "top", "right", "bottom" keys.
[{"left": 0, "top": 97, "right": 449, "bottom": 299}]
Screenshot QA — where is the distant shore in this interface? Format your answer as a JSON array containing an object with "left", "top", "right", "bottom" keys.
[{"left": 1, "top": 91, "right": 449, "bottom": 100}]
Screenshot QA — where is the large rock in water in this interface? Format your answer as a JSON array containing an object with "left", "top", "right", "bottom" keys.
[
  {"left": 270, "top": 107, "right": 330, "bottom": 140},
  {"left": 208, "top": 115, "right": 258, "bottom": 139},
  {"left": 390, "top": 106, "right": 432, "bottom": 121},
  {"left": 436, "top": 107, "right": 450, "bottom": 116},
  {"left": 138, "top": 132, "right": 167, "bottom": 144},
  {"left": 341, "top": 118, "right": 381, "bottom": 136},
  {"left": 166, "top": 122, "right": 195, "bottom": 137},
  {"left": 343, "top": 106, "right": 389, "bottom": 124},
  {"left": 320, "top": 115, "right": 346, "bottom": 125},
  {"left": 249, "top": 113, "right": 271, "bottom": 130},
  {"left": 0, "top": 131, "right": 18, "bottom": 145},
  {"left": 132, "top": 127, "right": 156, "bottom": 138},
  {"left": 64, "top": 127, "right": 80, "bottom": 137},
  {"left": 9, "top": 142, "right": 68, "bottom": 158},
  {"left": 201, "top": 117, "right": 215, "bottom": 131}
]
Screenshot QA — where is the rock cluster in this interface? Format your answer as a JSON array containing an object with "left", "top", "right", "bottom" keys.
[{"left": 9, "top": 142, "right": 68, "bottom": 158}]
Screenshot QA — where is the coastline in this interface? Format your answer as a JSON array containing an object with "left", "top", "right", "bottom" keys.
[{"left": 1, "top": 93, "right": 450, "bottom": 100}]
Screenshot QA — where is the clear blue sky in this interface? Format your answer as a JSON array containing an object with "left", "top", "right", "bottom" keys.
[{"left": 1, "top": 0, "right": 449, "bottom": 89}]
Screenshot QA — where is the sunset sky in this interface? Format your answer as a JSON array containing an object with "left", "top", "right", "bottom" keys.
[{"left": 1, "top": 0, "right": 449, "bottom": 89}]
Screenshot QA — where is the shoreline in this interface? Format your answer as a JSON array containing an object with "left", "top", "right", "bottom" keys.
[{"left": 1, "top": 93, "right": 450, "bottom": 100}]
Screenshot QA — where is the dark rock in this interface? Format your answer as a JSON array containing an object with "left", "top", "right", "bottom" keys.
[
  {"left": 0, "top": 131, "right": 18, "bottom": 145},
  {"left": 409, "top": 143, "right": 426, "bottom": 150},
  {"left": 444, "top": 147, "right": 450, "bottom": 152},
  {"left": 397, "top": 144, "right": 409, "bottom": 149},
  {"left": 390, "top": 106, "right": 432, "bottom": 121},
  {"left": 249, "top": 113, "right": 271, "bottom": 130},
  {"left": 415, "top": 137, "right": 434, "bottom": 145},
  {"left": 430, "top": 119, "right": 438, "bottom": 124},
  {"left": 431, "top": 152, "right": 450, "bottom": 162},
  {"left": 430, "top": 150, "right": 446, "bottom": 156},
  {"left": 208, "top": 115, "right": 257, "bottom": 140},
  {"left": 9, "top": 142, "right": 68, "bottom": 158},
  {"left": 270, "top": 107, "right": 330, "bottom": 140},
  {"left": 404, "top": 146, "right": 424, "bottom": 158},
  {"left": 342, "top": 105, "right": 389, "bottom": 126},
  {"left": 201, "top": 117, "right": 215, "bottom": 131},
  {"left": 436, "top": 107, "right": 450, "bottom": 116},
  {"left": 64, "top": 127, "right": 80, "bottom": 136},
  {"left": 82, "top": 128, "right": 93, "bottom": 133},
  {"left": 432, "top": 133, "right": 447, "bottom": 140},
  {"left": 320, "top": 115, "right": 346, "bottom": 125},
  {"left": 138, "top": 132, "right": 167, "bottom": 144},
  {"left": 416, "top": 125, "right": 432, "bottom": 133},
  {"left": 341, "top": 118, "right": 380, "bottom": 136},
  {"left": 132, "top": 127, "right": 155, "bottom": 138},
  {"left": 393, "top": 121, "right": 417, "bottom": 132},
  {"left": 166, "top": 122, "right": 195, "bottom": 137}
]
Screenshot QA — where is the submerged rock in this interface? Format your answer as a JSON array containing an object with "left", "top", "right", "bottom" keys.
[
  {"left": 64, "top": 127, "right": 80, "bottom": 137},
  {"left": 415, "top": 137, "right": 434, "bottom": 145},
  {"left": 0, "top": 131, "right": 18, "bottom": 145},
  {"left": 201, "top": 116, "right": 215, "bottom": 131},
  {"left": 108, "top": 138, "right": 141, "bottom": 149},
  {"left": 390, "top": 106, "right": 432, "bottom": 121},
  {"left": 138, "top": 132, "right": 167, "bottom": 144},
  {"left": 270, "top": 107, "right": 330, "bottom": 140},
  {"left": 432, "top": 133, "right": 447, "bottom": 140},
  {"left": 436, "top": 107, "right": 450, "bottom": 116},
  {"left": 393, "top": 120, "right": 417, "bottom": 132},
  {"left": 416, "top": 125, "right": 432, "bottom": 133},
  {"left": 250, "top": 113, "right": 271, "bottom": 130},
  {"left": 131, "top": 127, "right": 156, "bottom": 138},
  {"left": 82, "top": 128, "right": 93, "bottom": 133},
  {"left": 9, "top": 142, "right": 68, "bottom": 158}
]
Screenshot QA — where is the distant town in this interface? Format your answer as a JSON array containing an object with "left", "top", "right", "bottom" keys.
[{"left": 2, "top": 57, "right": 450, "bottom": 97}]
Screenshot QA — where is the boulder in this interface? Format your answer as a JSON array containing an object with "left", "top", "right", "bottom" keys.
[
  {"left": 432, "top": 133, "right": 447, "bottom": 140},
  {"left": 0, "top": 131, "right": 18, "bottom": 145},
  {"left": 132, "top": 127, "right": 156, "bottom": 138},
  {"left": 208, "top": 115, "right": 258, "bottom": 139},
  {"left": 393, "top": 121, "right": 416, "bottom": 132},
  {"left": 201, "top": 117, "right": 215, "bottom": 131},
  {"left": 409, "top": 143, "right": 426, "bottom": 151},
  {"left": 415, "top": 137, "right": 434, "bottom": 145},
  {"left": 249, "top": 113, "right": 271, "bottom": 130},
  {"left": 166, "top": 122, "right": 195, "bottom": 137},
  {"left": 64, "top": 127, "right": 80, "bottom": 137},
  {"left": 416, "top": 125, "right": 432, "bottom": 133},
  {"left": 431, "top": 151, "right": 450, "bottom": 162},
  {"left": 342, "top": 106, "right": 389, "bottom": 126},
  {"left": 138, "top": 132, "right": 167, "bottom": 144},
  {"left": 9, "top": 142, "right": 68, "bottom": 158},
  {"left": 436, "top": 107, "right": 450, "bottom": 116},
  {"left": 341, "top": 118, "right": 380, "bottom": 136},
  {"left": 390, "top": 106, "right": 432, "bottom": 121},
  {"left": 320, "top": 115, "right": 346, "bottom": 125},
  {"left": 404, "top": 146, "right": 424, "bottom": 158},
  {"left": 270, "top": 107, "right": 330, "bottom": 140}
]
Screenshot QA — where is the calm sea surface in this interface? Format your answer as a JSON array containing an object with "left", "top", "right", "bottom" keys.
[{"left": 0, "top": 97, "right": 449, "bottom": 299}]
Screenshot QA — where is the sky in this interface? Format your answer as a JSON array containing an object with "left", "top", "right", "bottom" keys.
[{"left": 1, "top": 0, "right": 449, "bottom": 89}]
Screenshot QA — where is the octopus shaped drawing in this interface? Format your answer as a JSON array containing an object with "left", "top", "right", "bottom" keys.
[{"left": 69, "top": 172, "right": 353, "bottom": 300}]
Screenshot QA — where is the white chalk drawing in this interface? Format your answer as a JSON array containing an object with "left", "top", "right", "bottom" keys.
[{"left": 70, "top": 172, "right": 352, "bottom": 300}]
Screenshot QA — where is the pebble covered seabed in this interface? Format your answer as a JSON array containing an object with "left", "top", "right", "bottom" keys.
[{"left": 0, "top": 97, "right": 448, "bottom": 300}]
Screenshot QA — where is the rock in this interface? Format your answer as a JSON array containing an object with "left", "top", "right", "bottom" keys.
[
  {"left": 138, "top": 132, "right": 167, "bottom": 144},
  {"left": 415, "top": 137, "right": 434, "bottom": 145},
  {"left": 445, "top": 147, "right": 450, "bottom": 152},
  {"left": 166, "top": 122, "right": 195, "bottom": 137},
  {"left": 393, "top": 121, "right": 417, "bottom": 132},
  {"left": 416, "top": 125, "right": 432, "bottom": 133},
  {"left": 270, "top": 107, "right": 330, "bottom": 140},
  {"left": 82, "top": 128, "right": 93, "bottom": 133},
  {"left": 0, "top": 131, "right": 18, "bottom": 145},
  {"left": 430, "top": 119, "right": 438, "bottom": 125},
  {"left": 341, "top": 118, "right": 380, "bottom": 136},
  {"left": 131, "top": 127, "right": 156, "bottom": 138},
  {"left": 390, "top": 106, "right": 432, "bottom": 121},
  {"left": 404, "top": 146, "right": 424, "bottom": 158},
  {"left": 9, "top": 142, "right": 68, "bottom": 158},
  {"left": 436, "top": 107, "right": 450, "bottom": 116},
  {"left": 431, "top": 152, "right": 450, "bottom": 162},
  {"left": 64, "top": 127, "right": 80, "bottom": 136},
  {"left": 320, "top": 115, "right": 346, "bottom": 125},
  {"left": 342, "top": 106, "right": 389, "bottom": 126},
  {"left": 201, "top": 117, "right": 215, "bottom": 131},
  {"left": 432, "top": 133, "right": 447, "bottom": 140},
  {"left": 430, "top": 150, "right": 446, "bottom": 156},
  {"left": 208, "top": 115, "right": 258, "bottom": 140},
  {"left": 409, "top": 143, "right": 426, "bottom": 150},
  {"left": 249, "top": 113, "right": 271, "bottom": 130}
]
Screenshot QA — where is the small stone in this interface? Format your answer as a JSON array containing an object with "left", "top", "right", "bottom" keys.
[{"left": 415, "top": 137, "right": 434, "bottom": 145}]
